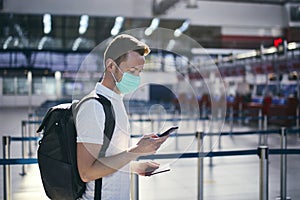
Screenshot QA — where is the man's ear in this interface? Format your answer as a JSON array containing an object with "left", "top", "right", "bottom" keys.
[{"left": 105, "top": 58, "right": 115, "bottom": 72}]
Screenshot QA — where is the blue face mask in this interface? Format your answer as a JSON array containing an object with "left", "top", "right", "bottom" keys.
[{"left": 111, "top": 67, "right": 141, "bottom": 94}]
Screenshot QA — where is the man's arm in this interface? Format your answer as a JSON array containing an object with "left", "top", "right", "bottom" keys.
[
  {"left": 77, "top": 134, "right": 168, "bottom": 182},
  {"left": 77, "top": 142, "right": 136, "bottom": 182}
]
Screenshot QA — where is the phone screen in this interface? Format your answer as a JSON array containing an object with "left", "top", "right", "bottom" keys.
[
  {"left": 145, "top": 165, "right": 171, "bottom": 176},
  {"left": 158, "top": 126, "right": 178, "bottom": 137},
  {"left": 145, "top": 168, "right": 171, "bottom": 176}
]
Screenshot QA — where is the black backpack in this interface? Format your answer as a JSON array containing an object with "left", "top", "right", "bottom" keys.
[{"left": 36, "top": 91, "right": 115, "bottom": 200}]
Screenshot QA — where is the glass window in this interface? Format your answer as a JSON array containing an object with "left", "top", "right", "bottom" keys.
[
  {"left": 17, "top": 77, "right": 28, "bottom": 95},
  {"left": 33, "top": 77, "right": 43, "bottom": 95},
  {"left": 3, "top": 77, "right": 16, "bottom": 95},
  {"left": 44, "top": 77, "right": 56, "bottom": 95},
  {"left": 63, "top": 81, "right": 83, "bottom": 96}
]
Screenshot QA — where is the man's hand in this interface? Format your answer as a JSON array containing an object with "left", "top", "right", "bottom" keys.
[
  {"left": 131, "top": 161, "right": 160, "bottom": 176},
  {"left": 128, "top": 134, "right": 169, "bottom": 157}
]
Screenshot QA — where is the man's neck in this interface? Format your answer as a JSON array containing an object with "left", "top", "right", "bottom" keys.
[{"left": 100, "top": 79, "right": 121, "bottom": 95}]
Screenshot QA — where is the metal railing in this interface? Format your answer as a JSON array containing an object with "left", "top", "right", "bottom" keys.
[
  {"left": 1, "top": 124, "right": 300, "bottom": 200},
  {"left": 132, "top": 127, "right": 300, "bottom": 200}
]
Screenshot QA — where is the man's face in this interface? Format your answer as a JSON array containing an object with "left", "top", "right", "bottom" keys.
[{"left": 115, "top": 51, "right": 145, "bottom": 80}]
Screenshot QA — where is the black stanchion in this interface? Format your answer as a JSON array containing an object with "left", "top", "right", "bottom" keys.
[
  {"left": 2, "top": 136, "right": 11, "bottom": 200},
  {"left": 21, "top": 121, "right": 26, "bottom": 176}
]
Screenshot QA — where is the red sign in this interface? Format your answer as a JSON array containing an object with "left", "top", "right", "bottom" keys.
[{"left": 273, "top": 38, "right": 283, "bottom": 47}]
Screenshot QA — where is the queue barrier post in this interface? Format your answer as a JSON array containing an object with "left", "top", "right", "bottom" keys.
[
  {"left": 258, "top": 109, "right": 263, "bottom": 145},
  {"left": 202, "top": 103, "right": 207, "bottom": 131},
  {"left": 27, "top": 122, "right": 34, "bottom": 158},
  {"left": 238, "top": 102, "right": 242, "bottom": 126},
  {"left": 196, "top": 131, "right": 204, "bottom": 200},
  {"left": 21, "top": 121, "right": 26, "bottom": 176},
  {"left": 2, "top": 136, "right": 11, "bottom": 200},
  {"left": 139, "top": 114, "right": 143, "bottom": 134},
  {"left": 263, "top": 115, "right": 268, "bottom": 145},
  {"left": 209, "top": 115, "right": 214, "bottom": 167},
  {"left": 21, "top": 120, "right": 38, "bottom": 158},
  {"left": 3, "top": 125, "right": 299, "bottom": 200},
  {"left": 296, "top": 106, "right": 300, "bottom": 139},
  {"left": 202, "top": 104, "right": 206, "bottom": 137},
  {"left": 258, "top": 146, "right": 269, "bottom": 200},
  {"left": 276, "top": 127, "right": 291, "bottom": 200},
  {"left": 151, "top": 118, "right": 154, "bottom": 133},
  {"left": 194, "top": 113, "right": 198, "bottom": 133},
  {"left": 129, "top": 113, "right": 133, "bottom": 132},
  {"left": 229, "top": 106, "right": 234, "bottom": 134},
  {"left": 131, "top": 173, "right": 139, "bottom": 200}
]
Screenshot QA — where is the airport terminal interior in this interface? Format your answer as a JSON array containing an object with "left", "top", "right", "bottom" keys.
[{"left": 1, "top": 0, "right": 300, "bottom": 199}]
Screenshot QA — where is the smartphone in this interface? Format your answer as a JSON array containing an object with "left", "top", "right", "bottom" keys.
[
  {"left": 145, "top": 168, "right": 171, "bottom": 176},
  {"left": 158, "top": 126, "right": 178, "bottom": 137}
]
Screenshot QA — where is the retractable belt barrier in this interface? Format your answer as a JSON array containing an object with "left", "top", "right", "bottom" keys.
[
  {"left": 2, "top": 126, "right": 300, "bottom": 200},
  {"left": 131, "top": 128, "right": 300, "bottom": 138},
  {"left": 132, "top": 128, "right": 300, "bottom": 200},
  {"left": 11, "top": 135, "right": 40, "bottom": 176},
  {"left": 137, "top": 148, "right": 300, "bottom": 160},
  {"left": 0, "top": 158, "right": 37, "bottom": 165},
  {"left": 1, "top": 149, "right": 300, "bottom": 165},
  {"left": 11, "top": 137, "right": 40, "bottom": 142},
  {"left": 22, "top": 113, "right": 300, "bottom": 124},
  {"left": 130, "top": 147, "right": 300, "bottom": 200},
  {"left": 129, "top": 116, "right": 210, "bottom": 122}
]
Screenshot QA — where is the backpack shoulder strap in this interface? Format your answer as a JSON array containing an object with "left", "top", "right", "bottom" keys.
[
  {"left": 74, "top": 90, "right": 115, "bottom": 155},
  {"left": 95, "top": 94, "right": 115, "bottom": 200},
  {"left": 76, "top": 91, "right": 115, "bottom": 200}
]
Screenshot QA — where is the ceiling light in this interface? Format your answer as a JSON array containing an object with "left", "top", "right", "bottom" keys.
[
  {"left": 3, "top": 36, "right": 13, "bottom": 49},
  {"left": 79, "top": 15, "right": 89, "bottom": 35},
  {"left": 43, "top": 13, "right": 52, "bottom": 34},
  {"left": 111, "top": 16, "right": 124, "bottom": 36},
  {"left": 288, "top": 42, "right": 298, "bottom": 50},
  {"left": 174, "top": 19, "right": 190, "bottom": 37},
  {"left": 145, "top": 18, "right": 160, "bottom": 36}
]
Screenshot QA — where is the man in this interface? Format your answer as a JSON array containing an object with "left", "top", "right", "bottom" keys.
[{"left": 76, "top": 34, "right": 169, "bottom": 199}]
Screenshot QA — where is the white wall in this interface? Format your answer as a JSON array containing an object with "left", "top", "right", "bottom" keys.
[
  {"left": 2, "top": 0, "right": 152, "bottom": 17},
  {"left": 162, "top": 1, "right": 287, "bottom": 37},
  {"left": 164, "top": 1, "right": 286, "bottom": 27},
  {"left": 221, "top": 26, "right": 283, "bottom": 37},
  {"left": 2, "top": 0, "right": 288, "bottom": 37}
]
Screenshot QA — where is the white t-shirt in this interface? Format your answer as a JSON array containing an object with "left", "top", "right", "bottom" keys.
[{"left": 76, "top": 83, "right": 131, "bottom": 200}]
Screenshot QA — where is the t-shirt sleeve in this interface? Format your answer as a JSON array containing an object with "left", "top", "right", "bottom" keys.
[{"left": 76, "top": 99, "right": 106, "bottom": 144}]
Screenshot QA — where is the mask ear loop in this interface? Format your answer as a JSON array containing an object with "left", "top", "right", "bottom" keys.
[
  {"left": 111, "top": 71, "right": 118, "bottom": 83},
  {"left": 111, "top": 62, "right": 123, "bottom": 83}
]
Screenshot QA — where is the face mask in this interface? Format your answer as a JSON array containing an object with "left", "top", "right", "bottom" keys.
[{"left": 111, "top": 67, "right": 141, "bottom": 94}]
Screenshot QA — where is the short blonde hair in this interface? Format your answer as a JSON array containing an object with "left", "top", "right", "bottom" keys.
[{"left": 104, "top": 34, "right": 150, "bottom": 65}]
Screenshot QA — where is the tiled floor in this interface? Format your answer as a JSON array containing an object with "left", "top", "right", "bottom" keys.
[{"left": 0, "top": 107, "right": 300, "bottom": 200}]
